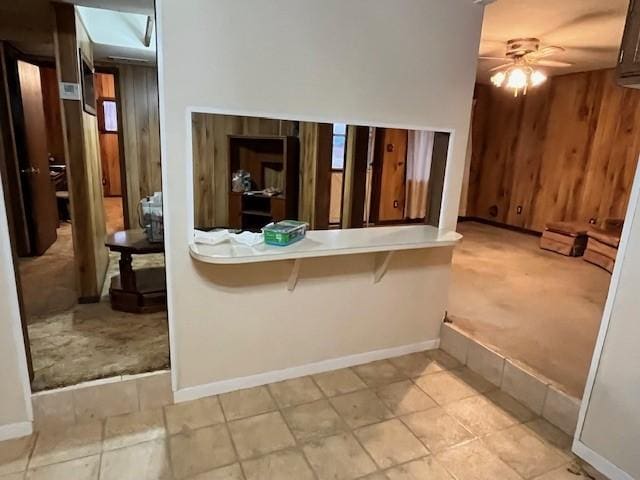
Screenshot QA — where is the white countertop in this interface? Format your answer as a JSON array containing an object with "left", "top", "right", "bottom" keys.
[{"left": 189, "top": 225, "right": 461, "bottom": 264}]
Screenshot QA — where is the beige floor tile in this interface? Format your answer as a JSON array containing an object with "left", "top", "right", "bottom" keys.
[
  {"left": 137, "top": 372, "right": 173, "bottom": 411},
  {"left": 268, "top": 377, "right": 323, "bottom": 408},
  {"left": 219, "top": 386, "right": 276, "bottom": 421},
  {"left": 444, "top": 395, "right": 524, "bottom": 436},
  {"left": 283, "top": 399, "right": 346, "bottom": 441},
  {"left": 466, "top": 342, "right": 505, "bottom": 387},
  {"left": 533, "top": 464, "right": 592, "bottom": 479},
  {"left": 242, "top": 449, "right": 315, "bottom": 480},
  {"left": 376, "top": 380, "right": 437, "bottom": 415},
  {"left": 353, "top": 360, "right": 406, "bottom": 387},
  {"left": 188, "top": 463, "right": 244, "bottom": 480},
  {"left": 354, "top": 419, "right": 428, "bottom": 469},
  {"left": 104, "top": 408, "right": 166, "bottom": 450},
  {"left": 390, "top": 350, "right": 461, "bottom": 378},
  {"left": 524, "top": 419, "right": 573, "bottom": 451},
  {"left": 165, "top": 396, "right": 225, "bottom": 435},
  {"left": 73, "top": 380, "right": 139, "bottom": 422},
  {"left": 228, "top": 411, "right": 295, "bottom": 460},
  {"left": 385, "top": 456, "right": 454, "bottom": 480},
  {"left": 32, "top": 390, "right": 75, "bottom": 431},
  {"left": 439, "top": 326, "right": 470, "bottom": 364},
  {"left": 484, "top": 424, "right": 570, "bottom": 479},
  {"left": 414, "top": 371, "right": 482, "bottom": 405},
  {"left": 484, "top": 390, "right": 537, "bottom": 424},
  {"left": 312, "top": 369, "right": 367, "bottom": 397},
  {"left": 0, "top": 435, "right": 35, "bottom": 475},
  {"left": 436, "top": 439, "right": 521, "bottom": 480},
  {"left": 26, "top": 455, "right": 100, "bottom": 480},
  {"left": 426, "top": 350, "right": 463, "bottom": 370},
  {"left": 450, "top": 368, "right": 496, "bottom": 394},
  {"left": 389, "top": 352, "right": 445, "bottom": 377},
  {"left": 302, "top": 432, "right": 376, "bottom": 480},
  {"left": 169, "top": 424, "right": 236, "bottom": 479},
  {"left": 30, "top": 421, "right": 102, "bottom": 468},
  {"left": 357, "top": 474, "right": 387, "bottom": 480},
  {"left": 400, "top": 407, "right": 475, "bottom": 452},
  {"left": 100, "top": 438, "right": 172, "bottom": 480},
  {"left": 330, "top": 390, "right": 393, "bottom": 429}
]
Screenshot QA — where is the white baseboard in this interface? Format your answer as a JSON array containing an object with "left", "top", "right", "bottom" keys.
[
  {"left": 572, "top": 440, "right": 633, "bottom": 480},
  {"left": 174, "top": 339, "right": 440, "bottom": 403},
  {"left": 0, "top": 421, "right": 33, "bottom": 442}
]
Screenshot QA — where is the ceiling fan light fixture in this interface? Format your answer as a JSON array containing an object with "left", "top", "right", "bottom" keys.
[
  {"left": 490, "top": 71, "right": 506, "bottom": 87},
  {"left": 531, "top": 69, "right": 547, "bottom": 87},
  {"left": 506, "top": 68, "right": 527, "bottom": 90}
]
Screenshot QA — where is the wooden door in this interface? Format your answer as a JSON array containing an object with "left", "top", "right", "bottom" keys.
[
  {"left": 16, "top": 60, "right": 58, "bottom": 255},
  {"left": 371, "top": 128, "right": 407, "bottom": 223}
]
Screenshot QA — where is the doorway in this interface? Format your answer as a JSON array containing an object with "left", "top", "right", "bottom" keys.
[{"left": 95, "top": 70, "right": 126, "bottom": 235}]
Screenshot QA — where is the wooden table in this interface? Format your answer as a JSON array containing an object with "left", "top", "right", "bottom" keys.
[{"left": 105, "top": 229, "right": 166, "bottom": 313}]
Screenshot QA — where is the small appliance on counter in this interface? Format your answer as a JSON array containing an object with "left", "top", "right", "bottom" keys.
[
  {"left": 139, "top": 192, "right": 164, "bottom": 243},
  {"left": 262, "top": 220, "right": 308, "bottom": 246}
]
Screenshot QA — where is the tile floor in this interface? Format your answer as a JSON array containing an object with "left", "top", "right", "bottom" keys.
[{"left": 0, "top": 350, "right": 599, "bottom": 480}]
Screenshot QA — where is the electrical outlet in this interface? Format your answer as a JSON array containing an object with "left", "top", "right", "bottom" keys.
[
  {"left": 393, "top": 200, "right": 399, "bottom": 208},
  {"left": 516, "top": 206, "right": 523, "bottom": 215}
]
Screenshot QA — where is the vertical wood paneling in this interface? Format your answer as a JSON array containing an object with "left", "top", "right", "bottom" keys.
[
  {"left": 94, "top": 72, "right": 121, "bottom": 196},
  {"left": 191, "top": 113, "right": 297, "bottom": 229},
  {"left": 469, "top": 69, "right": 640, "bottom": 232},
  {"left": 117, "top": 64, "right": 161, "bottom": 226}
]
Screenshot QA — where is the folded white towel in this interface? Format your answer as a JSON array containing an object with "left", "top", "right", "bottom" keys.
[{"left": 194, "top": 229, "right": 264, "bottom": 247}]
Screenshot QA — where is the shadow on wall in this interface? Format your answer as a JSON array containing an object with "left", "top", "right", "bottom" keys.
[{"left": 191, "top": 247, "right": 453, "bottom": 291}]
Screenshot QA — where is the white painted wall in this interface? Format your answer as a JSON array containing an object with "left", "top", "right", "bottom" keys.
[
  {"left": 574, "top": 161, "right": 640, "bottom": 480},
  {"left": 157, "top": 0, "right": 484, "bottom": 396},
  {"left": 0, "top": 177, "right": 33, "bottom": 440}
]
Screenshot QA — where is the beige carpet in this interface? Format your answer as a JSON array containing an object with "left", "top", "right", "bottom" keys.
[
  {"left": 448, "top": 222, "right": 611, "bottom": 398},
  {"left": 18, "top": 196, "right": 169, "bottom": 392}
]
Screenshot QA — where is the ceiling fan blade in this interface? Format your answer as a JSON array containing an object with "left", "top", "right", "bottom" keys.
[
  {"left": 535, "top": 59, "right": 574, "bottom": 68},
  {"left": 489, "top": 62, "right": 513, "bottom": 72},
  {"left": 479, "top": 56, "right": 508, "bottom": 61},
  {"left": 527, "top": 45, "right": 565, "bottom": 59}
]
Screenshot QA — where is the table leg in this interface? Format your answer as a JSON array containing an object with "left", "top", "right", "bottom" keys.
[{"left": 119, "top": 252, "right": 136, "bottom": 291}]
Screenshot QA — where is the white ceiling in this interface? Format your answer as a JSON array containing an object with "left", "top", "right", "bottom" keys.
[
  {"left": 478, "top": 0, "right": 629, "bottom": 82},
  {"left": 0, "top": 0, "right": 155, "bottom": 63},
  {"left": 77, "top": 6, "right": 156, "bottom": 63}
]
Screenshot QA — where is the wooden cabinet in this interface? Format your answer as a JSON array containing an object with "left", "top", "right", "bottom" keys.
[{"left": 617, "top": 0, "right": 640, "bottom": 86}]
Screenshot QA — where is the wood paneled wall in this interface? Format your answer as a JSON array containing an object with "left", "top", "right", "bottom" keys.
[
  {"left": 191, "top": 114, "right": 296, "bottom": 228},
  {"left": 117, "top": 65, "right": 161, "bottom": 227},
  {"left": 53, "top": 4, "right": 108, "bottom": 300},
  {"left": 468, "top": 69, "right": 640, "bottom": 232}
]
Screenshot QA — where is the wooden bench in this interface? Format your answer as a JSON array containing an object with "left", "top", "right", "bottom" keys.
[
  {"left": 540, "top": 221, "right": 590, "bottom": 257},
  {"left": 584, "top": 225, "right": 622, "bottom": 273}
]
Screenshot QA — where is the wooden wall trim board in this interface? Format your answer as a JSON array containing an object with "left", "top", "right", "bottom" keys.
[
  {"left": 468, "top": 69, "right": 640, "bottom": 232},
  {"left": 298, "top": 122, "right": 332, "bottom": 229},
  {"left": 53, "top": 3, "right": 108, "bottom": 301},
  {"left": 341, "top": 126, "right": 369, "bottom": 229},
  {"left": 425, "top": 132, "right": 450, "bottom": 227}
]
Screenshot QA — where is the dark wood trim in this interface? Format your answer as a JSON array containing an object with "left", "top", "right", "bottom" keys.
[
  {"left": 425, "top": 132, "right": 450, "bottom": 227},
  {"left": 369, "top": 128, "right": 385, "bottom": 225},
  {"left": 458, "top": 216, "right": 542, "bottom": 237},
  {"left": 312, "top": 123, "right": 332, "bottom": 230}
]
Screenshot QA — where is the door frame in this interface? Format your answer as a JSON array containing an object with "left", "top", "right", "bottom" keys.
[
  {"left": 0, "top": 43, "right": 34, "bottom": 381},
  {"left": 95, "top": 66, "right": 129, "bottom": 228}
]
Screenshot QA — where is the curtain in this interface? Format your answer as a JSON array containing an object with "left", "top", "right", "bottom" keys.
[{"left": 404, "top": 130, "right": 434, "bottom": 219}]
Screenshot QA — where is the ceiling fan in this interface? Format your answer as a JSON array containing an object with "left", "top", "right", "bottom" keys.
[{"left": 480, "top": 38, "right": 574, "bottom": 96}]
